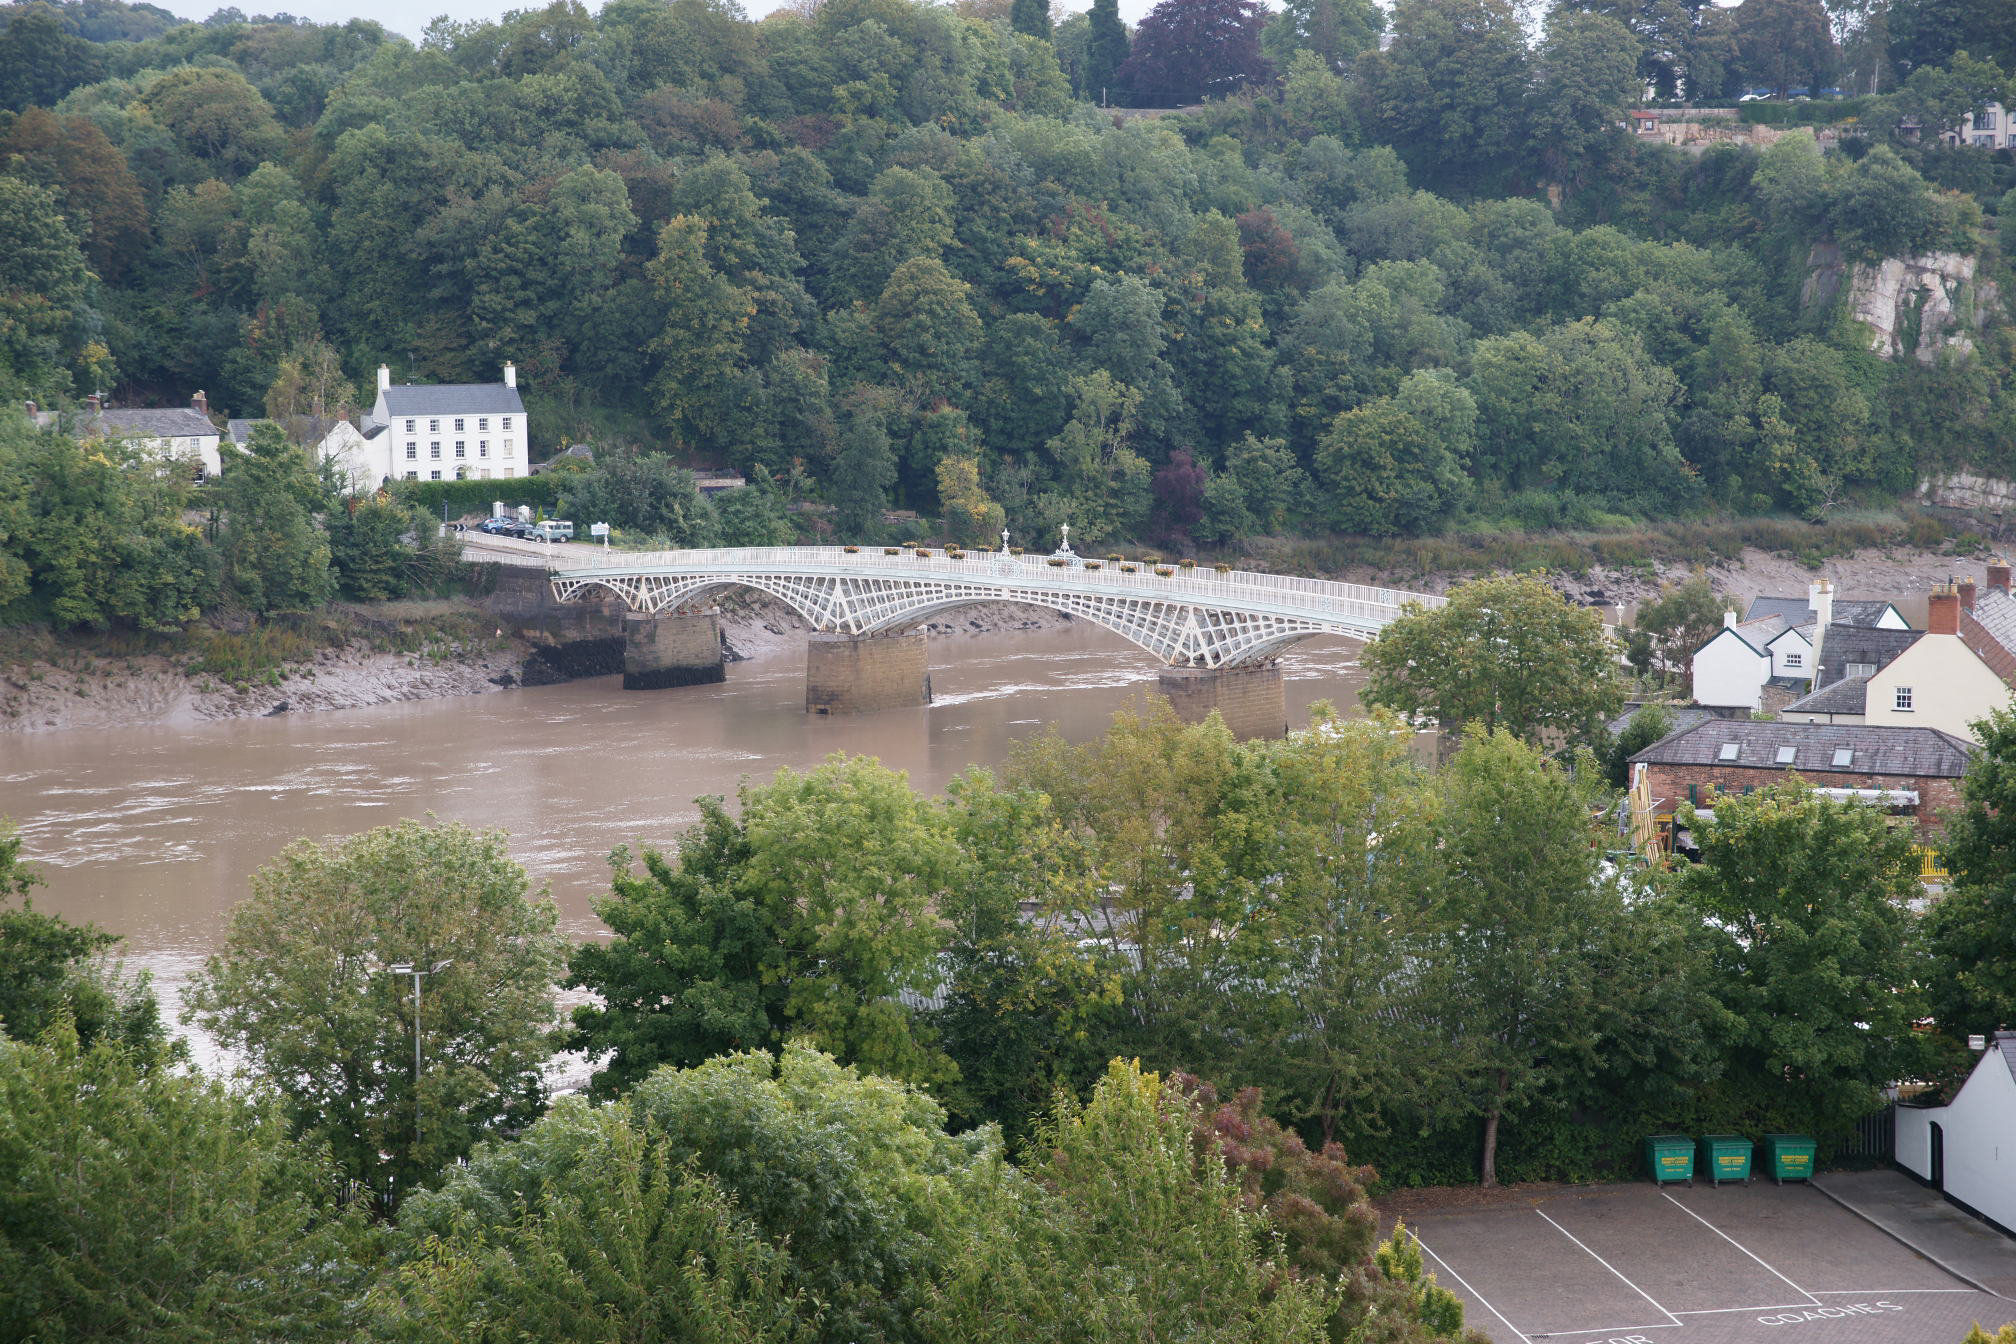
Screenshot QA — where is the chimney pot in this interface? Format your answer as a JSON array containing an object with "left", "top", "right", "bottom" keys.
[
  {"left": 1929, "top": 586, "right": 1961, "bottom": 635},
  {"left": 503, "top": 361, "right": 517, "bottom": 389},
  {"left": 1990, "top": 559, "right": 2013, "bottom": 595},
  {"left": 191, "top": 389, "right": 208, "bottom": 415},
  {"left": 377, "top": 364, "right": 391, "bottom": 392}
]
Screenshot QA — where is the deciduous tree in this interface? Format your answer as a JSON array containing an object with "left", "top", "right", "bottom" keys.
[
  {"left": 1675, "top": 784, "right": 1930, "bottom": 1135},
  {"left": 187, "top": 819, "right": 566, "bottom": 1208},
  {"left": 1361, "top": 573, "right": 1626, "bottom": 749},
  {"left": 0, "top": 1028, "right": 366, "bottom": 1342},
  {"left": 1924, "top": 708, "right": 2016, "bottom": 1041},
  {"left": 1117, "top": 0, "right": 1271, "bottom": 105},
  {"left": 567, "top": 756, "right": 961, "bottom": 1096}
]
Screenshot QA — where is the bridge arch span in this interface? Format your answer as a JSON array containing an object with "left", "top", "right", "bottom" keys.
[{"left": 526, "top": 544, "right": 1442, "bottom": 670}]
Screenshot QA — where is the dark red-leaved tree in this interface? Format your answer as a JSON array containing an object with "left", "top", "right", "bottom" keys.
[
  {"left": 1117, "top": 0, "right": 1271, "bottom": 106},
  {"left": 1151, "top": 449, "right": 1207, "bottom": 542},
  {"left": 1170, "top": 1075, "right": 1485, "bottom": 1342},
  {"left": 1236, "top": 208, "right": 1301, "bottom": 292}
]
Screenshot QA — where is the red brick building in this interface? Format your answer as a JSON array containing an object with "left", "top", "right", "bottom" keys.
[{"left": 1628, "top": 719, "right": 1973, "bottom": 839}]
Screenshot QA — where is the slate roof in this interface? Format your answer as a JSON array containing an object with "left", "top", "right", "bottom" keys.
[
  {"left": 1812, "top": 625, "right": 1921, "bottom": 688},
  {"left": 380, "top": 383, "right": 525, "bottom": 416},
  {"left": 1605, "top": 703, "right": 1733, "bottom": 738},
  {"left": 1784, "top": 675, "right": 1870, "bottom": 715},
  {"left": 225, "top": 418, "right": 254, "bottom": 445},
  {"left": 84, "top": 408, "right": 218, "bottom": 439},
  {"left": 1968, "top": 588, "right": 2016, "bottom": 660},
  {"left": 1698, "top": 615, "right": 1784, "bottom": 656},
  {"left": 1629, "top": 719, "right": 1974, "bottom": 778},
  {"left": 1746, "top": 596, "right": 1901, "bottom": 628}
]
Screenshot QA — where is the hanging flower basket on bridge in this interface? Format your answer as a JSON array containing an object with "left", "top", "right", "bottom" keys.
[
  {"left": 884, "top": 547, "right": 901, "bottom": 555},
  {"left": 1119, "top": 563, "right": 1138, "bottom": 573},
  {"left": 1155, "top": 567, "right": 1174, "bottom": 577},
  {"left": 913, "top": 547, "right": 933, "bottom": 557},
  {"left": 949, "top": 550, "right": 967, "bottom": 559},
  {"left": 1046, "top": 557, "right": 1067, "bottom": 567},
  {"left": 1009, "top": 547, "right": 1024, "bottom": 555},
  {"left": 1214, "top": 563, "right": 1232, "bottom": 573},
  {"left": 843, "top": 545, "right": 860, "bottom": 553},
  {"left": 1179, "top": 559, "right": 1196, "bottom": 569},
  {"left": 1084, "top": 561, "right": 1104, "bottom": 570},
  {"left": 1106, "top": 553, "right": 1123, "bottom": 561}
]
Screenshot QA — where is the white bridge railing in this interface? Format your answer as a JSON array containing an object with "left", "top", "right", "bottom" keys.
[{"left": 465, "top": 538, "right": 1444, "bottom": 630}]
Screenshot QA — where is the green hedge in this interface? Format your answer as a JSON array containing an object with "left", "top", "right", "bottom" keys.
[
  {"left": 1738, "top": 97, "right": 1870, "bottom": 126},
  {"left": 387, "top": 476, "right": 565, "bottom": 517}
]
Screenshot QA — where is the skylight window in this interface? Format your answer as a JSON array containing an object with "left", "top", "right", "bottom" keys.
[
  {"left": 1832, "top": 748, "right": 1854, "bottom": 767},
  {"left": 1776, "top": 746, "right": 1797, "bottom": 765},
  {"left": 1718, "top": 743, "right": 1740, "bottom": 761}
]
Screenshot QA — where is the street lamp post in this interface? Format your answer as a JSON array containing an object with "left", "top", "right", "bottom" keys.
[{"left": 386, "top": 959, "right": 452, "bottom": 1164}]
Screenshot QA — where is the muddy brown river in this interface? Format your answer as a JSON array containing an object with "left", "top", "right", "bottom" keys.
[{"left": 1, "top": 624, "right": 1370, "bottom": 1058}]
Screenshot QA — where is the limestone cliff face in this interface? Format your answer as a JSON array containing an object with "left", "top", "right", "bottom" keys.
[{"left": 1802, "top": 243, "right": 1991, "bottom": 363}]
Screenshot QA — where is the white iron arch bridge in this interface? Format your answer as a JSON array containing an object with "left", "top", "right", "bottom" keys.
[{"left": 473, "top": 540, "right": 1443, "bottom": 669}]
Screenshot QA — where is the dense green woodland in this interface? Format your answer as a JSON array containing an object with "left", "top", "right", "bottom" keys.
[{"left": 1, "top": 0, "right": 2014, "bottom": 606}]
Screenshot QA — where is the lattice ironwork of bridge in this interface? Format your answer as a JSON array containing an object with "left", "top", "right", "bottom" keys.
[{"left": 472, "top": 541, "right": 1444, "bottom": 669}]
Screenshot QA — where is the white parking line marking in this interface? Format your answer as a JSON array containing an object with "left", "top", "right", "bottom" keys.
[
  {"left": 1673, "top": 1304, "right": 1823, "bottom": 1315},
  {"left": 1658, "top": 1190, "right": 1821, "bottom": 1306},
  {"left": 1810, "top": 1288, "right": 1980, "bottom": 1294},
  {"left": 1529, "top": 1326, "right": 1679, "bottom": 1338},
  {"left": 1536, "top": 1209, "right": 1685, "bottom": 1327},
  {"left": 1414, "top": 1232, "right": 1536, "bottom": 1344}
]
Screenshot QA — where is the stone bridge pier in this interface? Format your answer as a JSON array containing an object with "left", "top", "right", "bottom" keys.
[
  {"left": 805, "top": 630, "right": 932, "bottom": 714},
  {"left": 1157, "top": 663, "right": 1287, "bottom": 739},
  {"left": 622, "top": 609, "right": 726, "bottom": 690}
]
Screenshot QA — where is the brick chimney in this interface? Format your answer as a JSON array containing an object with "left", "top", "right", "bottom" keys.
[
  {"left": 1929, "top": 583, "right": 1961, "bottom": 635},
  {"left": 1958, "top": 577, "right": 1978, "bottom": 611},
  {"left": 503, "top": 360, "right": 517, "bottom": 389},
  {"left": 378, "top": 363, "right": 391, "bottom": 391},
  {"left": 191, "top": 389, "right": 208, "bottom": 416},
  {"left": 1990, "top": 558, "right": 2013, "bottom": 595}
]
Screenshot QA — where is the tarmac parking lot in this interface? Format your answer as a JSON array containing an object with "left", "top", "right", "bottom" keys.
[{"left": 1406, "top": 1181, "right": 2016, "bottom": 1344}]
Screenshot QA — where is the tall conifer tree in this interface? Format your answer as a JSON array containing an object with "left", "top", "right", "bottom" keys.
[{"left": 1084, "top": 0, "right": 1130, "bottom": 103}]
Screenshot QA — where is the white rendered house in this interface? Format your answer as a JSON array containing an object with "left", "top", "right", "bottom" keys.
[
  {"left": 40, "top": 390, "right": 227, "bottom": 478},
  {"left": 363, "top": 362, "right": 527, "bottom": 484},
  {"left": 1897, "top": 1032, "right": 2016, "bottom": 1236}
]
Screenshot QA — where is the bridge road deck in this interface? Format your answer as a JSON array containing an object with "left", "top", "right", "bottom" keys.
[{"left": 462, "top": 538, "right": 1451, "bottom": 668}]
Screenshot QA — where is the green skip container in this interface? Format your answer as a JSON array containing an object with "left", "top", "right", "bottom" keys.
[
  {"left": 1698, "top": 1134, "right": 1753, "bottom": 1186},
  {"left": 1644, "top": 1134, "right": 1695, "bottom": 1185},
  {"left": 1763, "top": 1133, "right": 1816, "bottom": 1184}
]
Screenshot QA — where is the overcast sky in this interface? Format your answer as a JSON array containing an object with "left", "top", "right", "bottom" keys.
[{"left": 147, "top": 0, "right": 1162, "bottom": 42}]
